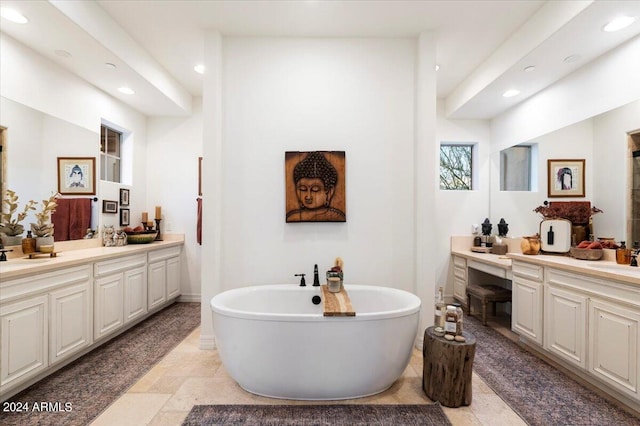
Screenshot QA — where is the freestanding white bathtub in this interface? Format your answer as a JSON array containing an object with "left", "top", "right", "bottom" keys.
[{"left": 210, "top": 284, "right": 421, "bottom": 400}]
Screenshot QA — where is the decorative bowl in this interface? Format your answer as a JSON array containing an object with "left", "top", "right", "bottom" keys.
[
  {"left": 570, "top": 247, "right": 603, "bottom": 260},
  {"left": 126, "top": 231, "right": 158, "bottom": 244}
]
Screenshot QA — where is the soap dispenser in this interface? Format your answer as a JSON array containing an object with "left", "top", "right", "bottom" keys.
[
  {"left": 22, "top": 230, "right": 36, "bottom": 254},
  {"left": 616, "top": 241, "right": 631, "bottom": 265}
]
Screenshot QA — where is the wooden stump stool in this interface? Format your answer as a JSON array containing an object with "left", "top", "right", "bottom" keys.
[{"left": 422, "top": 326, "right": 476, "bottom": 407}]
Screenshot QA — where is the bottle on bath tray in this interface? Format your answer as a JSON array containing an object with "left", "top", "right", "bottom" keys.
[{"left": 434, "top": 286, "right": 445, "bottom": 328}]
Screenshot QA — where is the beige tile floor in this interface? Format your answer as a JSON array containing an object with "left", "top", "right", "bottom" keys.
[{"left": 91, "top": 323, "right": 526, "bottom": 426}]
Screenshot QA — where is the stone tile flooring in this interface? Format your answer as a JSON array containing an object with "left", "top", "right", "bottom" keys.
[{"left": 91, "top": 323, "right": 526, "bottom": 426}]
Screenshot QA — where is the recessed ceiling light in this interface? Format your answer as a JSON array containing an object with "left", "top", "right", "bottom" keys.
[
  {"left": 502, "top": 89, "right": 520, "bottom": 98},
  {"left": 118, "top": 87, "right": 135, "bottom": 95},
  {"left": 194, "top": 64, "right": 205, "bottom": 74},
  {"left": 564, "top": 54, "right": 580, "bottom": 63},
  {"left": 54, "top": 50, "right": 72, "bottom": 58},
  {"left": 105, "top": 62, "right": 117, "bottom": 70},
  {"left": 524, "top": 65, "right": 536, "bottom": 72},
  {"left": 0, "top": 7, "right": 29, "bottom": 24},
  {"left": 603, "top": 16, "right": 636, "bottom": 32}
]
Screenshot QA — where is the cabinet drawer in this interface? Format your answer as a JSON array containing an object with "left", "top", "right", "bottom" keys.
[
  {"left": 468, "top": 260, "right": 508, "bottom": 279},
  {"left": 1, "top": 265, "right": 91, "bottom": 303},
  {"left": 94, "top": 254, "right": 146, "bottom": 277},
  {"left": 512, "top": 261, "right": 543, "bottom": 282},
  {"left": 148, "top": 246, "right": 182, "bottom": 263},
  {"left": 453, "top": 265, "right": 466, "bottom": 280},
  {"left": 453, "top": 255, "right": 467, "bottom": 268}
]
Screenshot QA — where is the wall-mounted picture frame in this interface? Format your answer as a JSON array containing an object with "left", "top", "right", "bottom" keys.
[
  {"left": 120, "top": 208, "right": 130, "bottom": 226},
  {"left": 547, "top": 159, "right": 585, "bottom": 198},
  {"left": 57, "top": 157, "right": 96, "bottom": 195},
  {"left": 119, "top": 188, "right": 130, "bottom": 206},
  {"left": 285, "top": 151, "right": 346, "bottom": 223},
  {"left": 102, "top": 200, "right": 118, "bottom": 214}
]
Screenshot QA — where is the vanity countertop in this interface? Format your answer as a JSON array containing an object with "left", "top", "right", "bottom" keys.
[
  {"left": 451, "top": 249, "right": 512, "bottom": 270},
  {"left": 0, "top": 235, "right": 184, "bottom": 281}
]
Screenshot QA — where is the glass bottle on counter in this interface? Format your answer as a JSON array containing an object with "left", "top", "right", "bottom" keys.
[
  {"left": 434, "top": 286, "right": 445, "bottom": 328},
  {"left": 444, "top": 305, "right": 459, "bottom": 336},
  {"left": 452, "top": 302, "right": 464, "bottom": 335},
  {"left": 616, "top": 241, "right": 631, "bottom": 265}
]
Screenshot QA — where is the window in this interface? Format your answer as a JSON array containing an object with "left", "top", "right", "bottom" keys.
[
  {"left": 100, "top": 124, "right": 121, "bottom": 183},
  {"left": 440, "top": 144, "right": 473, "bottom": 190},
  {"left": 500, "top": 144, "right": 536, "bottom": 191}
]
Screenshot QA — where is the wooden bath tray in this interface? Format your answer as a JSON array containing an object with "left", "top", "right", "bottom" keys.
[{"left": 321, "top": 284, "right": 355, "bottom": 317}]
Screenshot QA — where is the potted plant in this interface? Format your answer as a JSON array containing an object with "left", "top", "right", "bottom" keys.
[
  {"left": 0, "top": 189, "right": 37, "bottom": 246},
  {"left": 31, "top": 193, "right": 59, "bottom": 250}
]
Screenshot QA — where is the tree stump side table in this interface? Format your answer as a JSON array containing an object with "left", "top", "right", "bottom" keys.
[{"left": 422, "top": 326, "right": 476, "bottom": 407}]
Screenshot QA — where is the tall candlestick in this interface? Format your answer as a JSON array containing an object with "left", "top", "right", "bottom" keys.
[
  {"left": 142, "top": 212, "right": 148, "bottom": 223},
  {"left": 155, "top": 206, "right": 162, "bottom": 220}
]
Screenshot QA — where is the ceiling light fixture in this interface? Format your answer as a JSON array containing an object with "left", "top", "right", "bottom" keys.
[
  {"left": 603, "top": 16, "right": 636, "bottom": 32},
  {"left": 54, "top": 50, "right": 72, "bottom": 58},
  {"left": 524, "top": 65, "right": 536, "bottom": 72},
  {"left": 118, "top": 87, "right": 135, "bottom": 95},
  {"left": 1, "top": 7, "right": 29, "bottom": 24},
  {"left": 105, "top": 63, "right": 117, "bottom": 70},
  {"left": 194, "top": 64, "right": 205, "bottom": 74},
  {"left": 502, "top": 89, "right": 520, "bottom": 98},
  {"left": 563, "top": 54, "right": 580, "bottom": 63}
]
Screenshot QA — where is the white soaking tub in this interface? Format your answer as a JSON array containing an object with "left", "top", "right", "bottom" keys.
[{"left": 210, "top": 284, "right": 421, "bottom": 400}]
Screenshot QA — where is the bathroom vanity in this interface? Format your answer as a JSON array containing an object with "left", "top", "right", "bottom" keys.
[
  {"left": 450, "top": 236, "right": 640, "bottom": 414},
  {"left": 0, "top": 236, "right": 184, "bottom": 401}
]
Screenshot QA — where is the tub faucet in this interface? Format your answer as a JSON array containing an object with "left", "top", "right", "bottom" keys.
[
  {"left": 313, "top": 264, "right": 320, "bottom": 286},
  {"left": 295, "top": 273, "right": 306, "bottom": 286}
]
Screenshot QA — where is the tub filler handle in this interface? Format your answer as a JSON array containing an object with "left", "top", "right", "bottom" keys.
[{"left": 295, "top": 273, "right": 306, "bottom": 286}]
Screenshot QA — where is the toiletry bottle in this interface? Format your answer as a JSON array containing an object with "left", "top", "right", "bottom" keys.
[
  {"left": 22, "top": 230, "right": 36, "bottom": 254},
  {"left": 434, "top": 287, "right": 445, "bottom": 328},
  {"left": 453, "top": 302, "right": 464, "bottom": 335},
  {"left": 444, "top": 305, "right": 459, "bottom": 336},
  {"left": 616, "top": 241, "right": 631, "bottom": 265}
]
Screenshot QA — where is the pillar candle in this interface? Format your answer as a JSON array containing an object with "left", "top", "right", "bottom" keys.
[
  {"left": 155, "top": 206, "right": 162, "bottom": 219},
  {"left": 142, "top": 212, "right": 148, "bottom": 223}
]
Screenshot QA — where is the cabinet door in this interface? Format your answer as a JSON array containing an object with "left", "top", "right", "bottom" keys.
[
  {"left": 166, "top": 257, "right": 181, "bottom": 300},
  {"left": 148, "top": 261, "right": 167, "bottom": 310},
  {"left": 544, "top": 285, "right": 587, "bottom": 368},
  {"left": 124, "top": 265, "right": 147, "bottom": 324},
  {"left": 0, "top": 295, "right": 48, "bottom": 390},
  {"left": 452, "top": 256, "right": 467, "bottom": 302},
  {"left": 50, "top": 282, "right": 92, "bottom": 364},
  {"left": 589, "top": 298, "right": 639, "bottom": 397},
  {"left": 512, "top": 276, "right": 543, "bottom": 345},
  {"left": 94, "top": 274, "right": 124, "bottom": 340}
]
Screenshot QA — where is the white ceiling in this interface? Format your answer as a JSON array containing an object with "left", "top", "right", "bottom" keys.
[{"left": 1, "top": 0, "right": 639, "bottom": 118}]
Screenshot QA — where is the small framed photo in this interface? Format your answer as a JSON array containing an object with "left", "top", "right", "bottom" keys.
[
  {"left": 102, "top": 200, "right": 118, "bottom": 214},
  {"left": 547, "top": 159, "right": 585, "bottom": 198},
  {"left": 119, "top": 188, "right": 130, "bottom": 206},
  {"left": 120, "top": 208, "right": 130, "bottom": 226},
  {"left": 57, "top": 157, "right": 96, "bottom": 195}
]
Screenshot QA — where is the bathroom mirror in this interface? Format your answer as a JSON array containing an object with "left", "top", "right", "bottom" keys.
[{"left": 0, "top": 96, "right": 98, "bottom": 241}]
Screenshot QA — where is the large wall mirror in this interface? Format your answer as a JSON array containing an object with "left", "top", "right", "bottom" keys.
[
  {"left": 1, "top": 97, "right": 98, "bottom": 243},
  {"left": 490, "top": 99, "right": 640, "bottom": 244}
]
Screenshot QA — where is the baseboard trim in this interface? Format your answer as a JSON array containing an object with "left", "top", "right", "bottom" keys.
[
  {"left": 178, "top": 293, "right": 201, "bottom": 302},
  {"left": 200, "top": 334, "right": 216, "bottom": 350}
]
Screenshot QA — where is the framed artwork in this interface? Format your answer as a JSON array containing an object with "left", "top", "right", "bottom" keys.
[
  {"left": 285, "top": 151, "right": 346, "bottom": 223},
  {"left": 102, "top": 200, "right": 118, "bottom": 214},
  {"left": 547, "top": 159, "right": 585, "bottom": 198},
  {"left": 120, "top": 208, "right": 130, "bottom": 226},
  {"left": 57, "top": 157, "right": 96, "bottom": 195},
  {"left": 119, "top": 188, "right": 130, "bottom": 206},
  {"left": 198, "top": 156, "right": 203, "bottom": 196}
]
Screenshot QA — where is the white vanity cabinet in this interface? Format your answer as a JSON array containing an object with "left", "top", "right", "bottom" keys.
[
  {"left": 94, "top": 254, "right": 147, "bottom": 340},
  {"left": 511, "top": 260, "right": 544, "bottom": 345},
  {"left": 452, "top": 255, "right": 467, "bottom": 303},
  {"left": 147, "top": 246, "right": 182, "bottom": 311},
  {"left": 0, "top": 265, "right": 92, "bottom": 394}
]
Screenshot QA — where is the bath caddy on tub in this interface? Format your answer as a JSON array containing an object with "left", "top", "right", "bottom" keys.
[{"left": 321, "top": 285, "right": 355, "bottom": 316}]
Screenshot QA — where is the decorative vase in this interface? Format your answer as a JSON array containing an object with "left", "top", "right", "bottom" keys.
[
  {"left": 35, "top": 236, "right": 54, "bottom": 251},
  {"left": 2, "top": 235, "right": 23, "bottom": 246},
  {"left": 520, "top": 236, "right": 541, "bottom": 255},
  {"left": 571, "top": 224, "right": 589, "bottom": 244}
]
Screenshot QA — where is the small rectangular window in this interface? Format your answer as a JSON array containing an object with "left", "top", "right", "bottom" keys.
[
  {"left": 440, "top": 144, "right": 473, "bottom": 190},
  {"left": 500, "top": 145, "right": 532, "bottom": 191},
  {"left": 100, "top": 125, "right": 122, "bottom": 183}
]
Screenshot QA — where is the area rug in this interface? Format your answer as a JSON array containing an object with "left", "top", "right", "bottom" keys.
[
  {"left": 465, "top": 314, "right": 640, "bottom": 425},
  {"left": 0, "top": 302, "right": 200, "bottom": 426},
  {"left": 182, "top": 404, "right": 452, "bottom": 425}
]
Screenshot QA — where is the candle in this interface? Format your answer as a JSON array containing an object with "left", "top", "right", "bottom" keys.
[
  {"left": 142, "top": 212, "right": 148, "bottom": 223},
  {"left": 155, "top": 206, "right": 162, "bottom": 220},
  {"left": 147, "top": 221, "right": 154, "bottom": 228}
]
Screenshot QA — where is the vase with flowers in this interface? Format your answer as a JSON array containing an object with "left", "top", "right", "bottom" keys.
[
  {"left": 533, "top": 201, "right": 602, "bottom": 243},
  {"left": 0, "top": 189, "right": 37, "bottom": 246},
  {"left": 31, "top": 193, "right": 59, "bottom": 250}
]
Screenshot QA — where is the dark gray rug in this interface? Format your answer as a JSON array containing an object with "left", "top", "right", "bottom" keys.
[
  {"left": 0, "top": 302, "right": 200, "bottom": 426},
  {"left": 465, "top": 314, "right": 640, "bottom": 425},
  {"left": 182, "top": 404, "right": 452, "bottom": 425}
]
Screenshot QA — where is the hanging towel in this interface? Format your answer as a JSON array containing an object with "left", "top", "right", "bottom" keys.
[
  {"left": 52, "top": 198, "right": 92, "bottom": 241},
  {"left": 197, "top": 197, "right": 202, "bottom": 245}
]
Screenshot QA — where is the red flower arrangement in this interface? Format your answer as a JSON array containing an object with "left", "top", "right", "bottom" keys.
[{"left": 533, "top": 201, "right": 602, "bottom": 225}]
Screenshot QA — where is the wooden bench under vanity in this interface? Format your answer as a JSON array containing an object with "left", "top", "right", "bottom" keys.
[
  {"left": 0, "top": 235, "right": 185, "bottom": 402},
  {"left": 450, "top": 235, "right": 640, "bottom": 415}
]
